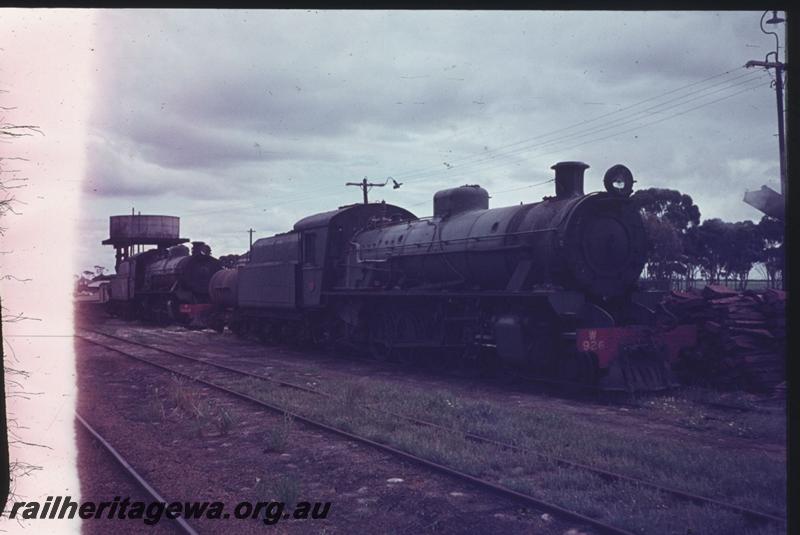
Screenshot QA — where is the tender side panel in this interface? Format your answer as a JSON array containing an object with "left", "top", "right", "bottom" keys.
[{"left": 238, "top": 262, "right": 299, "bottom": 308}]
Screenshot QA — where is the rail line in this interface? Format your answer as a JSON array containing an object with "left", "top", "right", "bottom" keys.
[
  {"left": 77, "top": 328, "right": 785, "bottom": 529},
  {"left": 77, "top": 329, "right": 638, "bottom": 535},
  {"left": 75, "top": 412, "right": 200, "bottom": 535},
  {"left": 81, "top": 322, "right": 777, "bottom": 414}
]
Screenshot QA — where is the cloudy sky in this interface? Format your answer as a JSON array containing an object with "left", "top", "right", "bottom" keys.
[
  {"left": 0, "top": 10, "right": 787, "bottom": 524},
  {"left": 12, "top": 10, "right": 793, "bottom": 271}
]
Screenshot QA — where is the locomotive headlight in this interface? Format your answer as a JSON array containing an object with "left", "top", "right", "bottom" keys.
[{"left": 603, "top": 164, "right": 634, "bottom": 197}]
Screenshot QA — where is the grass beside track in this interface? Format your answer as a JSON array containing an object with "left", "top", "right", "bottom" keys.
[
  {"left": 635, "top": 387, "right": 786, "bottom": 442},
  {"left": 193, "top": 375, "right": 787, "bottom": 535},
  {"left": 101, "top": 327, "right": 785, "bottom": 534}
]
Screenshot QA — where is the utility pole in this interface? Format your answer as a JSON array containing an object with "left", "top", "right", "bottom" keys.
[
  {"left": 743, "top": 10, "right": 787, "bottom": 291},
  {"left": 248, "top": 228, "right": 255, "bottom": 255},
  {"left": 746, "top": 57, "right": 787, "bottom": 195},
  {"left": 745, "top": 10, "right": 787, "bottom": 198},
  {"left": 345, "top": 177, "right": 388, "bottom": 205}
]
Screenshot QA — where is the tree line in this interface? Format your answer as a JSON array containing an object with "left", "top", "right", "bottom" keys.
[{"left": 632, "top": 188, "right": 784, "bottom": 290}]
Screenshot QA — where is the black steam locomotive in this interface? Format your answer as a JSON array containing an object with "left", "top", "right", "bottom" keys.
[
  {"left": 107, "top": 241, "right": 222, "bottom": 324},
  {"left": 206, "top": 162, "right": 696, "bottom": 391}
]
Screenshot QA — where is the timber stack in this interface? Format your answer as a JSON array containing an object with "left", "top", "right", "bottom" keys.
[{"left": 662, "top": 285, "right": 786, "bottom": 394}]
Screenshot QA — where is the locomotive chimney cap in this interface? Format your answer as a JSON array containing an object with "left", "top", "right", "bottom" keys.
[
  {"left": 551, "top": 161, "right": 589, "bottom": 199},
  {"left": 550, "top": 161, "right": 589, "bottom": 171}
]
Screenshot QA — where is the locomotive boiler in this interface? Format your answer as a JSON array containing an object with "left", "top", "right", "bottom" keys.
[
  {"left": 108, "top": 242, "right": 222, "bottom": 323},
  {"left": 345, "top": 161, "right": 645, "bottom": 298},
  {"left": 209, "top": 161, "right": 696, "bottom": 391}
]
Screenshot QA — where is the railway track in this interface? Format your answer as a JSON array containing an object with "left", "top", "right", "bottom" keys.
[
  {"left": 88, "top": 322, "right": 780, "bottom": 416},
  {"left": 77, "top": 328, "right": 785, "bottom": 531},
  {"left": 75, "top": 412, "right": 200, "bottom": 535},
  {"left": 77, "top": 329, "right": 636, "bottom": 535}
]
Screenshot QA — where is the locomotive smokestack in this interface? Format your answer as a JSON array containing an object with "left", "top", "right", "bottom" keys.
[{"left": 551, "top": 161, "right": 589, "bottom": 198}]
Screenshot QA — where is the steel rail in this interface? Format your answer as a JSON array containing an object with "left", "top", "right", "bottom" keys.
[
  {"left": 79, "top": 328, "right": 786, "bottom": 526},
  {"left": 77, "top": 333, "right": 636, "bottom": 535},
  {"left": 74, "top": 412, "right": 201, "bottom": 535},
  {"left": 81, "top": 328, "right": 324, "bottom": 393}
]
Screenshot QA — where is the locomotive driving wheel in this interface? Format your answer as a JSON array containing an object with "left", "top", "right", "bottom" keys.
[
  {"left": 368, "top": 305, "right": 428, "bottom": 363},
  {"left": 393, "top": 308, "right": 428, "bottom": 365},
  {"left": 368, "top": 310, "right": 395, "bottom": 362}
]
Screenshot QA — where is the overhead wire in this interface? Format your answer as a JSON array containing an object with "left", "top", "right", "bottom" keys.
[
  {"left": 387, "top": 66, "right": 755, "bottom": 181},
  {"left": 377, "top": 70, "right": 766, "bottom": 186},
  {"left": 389, "top": 71, "right": 768, "bottom": 184},
  {"left": 394, "top": 73, "right": 769, "bottom": 210},
  {"left": 180, "top": 66, "right": 770, "bottom": 217},
  {"left": 185, "top": 68, "right": 759, "bottom": 216},
  {"left": 388, "top": 65, "right": 753, "bottom": 180},
  {"left": 483, "top": 77, "right": 771, "bottom": 188},
  {"left": 408, "top": 76, "right": 767, "bottom": 210}
]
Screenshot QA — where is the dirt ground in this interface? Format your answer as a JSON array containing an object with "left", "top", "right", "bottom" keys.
[
  {"left": 75, "top": 312, "right": 601, "bottom": 534},
  {"left": 73, "top": 305, "right": 786, "bottom": 534}
]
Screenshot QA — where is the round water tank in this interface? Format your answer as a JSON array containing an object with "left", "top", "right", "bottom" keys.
[{"left": 109, "top": 215, "right": 181, "bottom": 241}]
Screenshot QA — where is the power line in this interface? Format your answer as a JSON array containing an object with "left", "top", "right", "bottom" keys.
[
  {"left": 476, "top": 78, "right": 770, "bottom": 178},
  {"left": 371, "top": 70, "right": 765, "bottom": 187},
  {"left": 388, "top": 66, "right": 754, "bottom": 181},
  {"left": 179, "top": 67, "right": 769, "bottom": 218},
  {"left": 419, "top": 76, "right": 770, "bottom": 184},
  {"left": 377, "top": 75, "right": 770, "bottom": 198},
  {"left": 180, "top": 77, "right": 767, "bottom": 251},
  {"left": 407, "top": 79, "right": 767, "bottom": 213},
  {"left": 492, "top": 178, "right": 556, "bottom": 195},
  {"left": 389, "top": 72, "right": 767, "bottom": 185},
  {"left": 405, "top": 178, "right": 557, "bottom": 209}
]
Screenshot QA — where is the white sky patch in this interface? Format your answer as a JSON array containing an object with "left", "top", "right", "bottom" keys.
[
  {"left": 0, "top": 8, "right": 95, "bottom": 531},
  {"left": 727, "top": 157, "right": 768, "bottom": 179}
]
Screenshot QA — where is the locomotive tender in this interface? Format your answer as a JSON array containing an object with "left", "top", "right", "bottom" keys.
[{"left": 208, "top": 161, "right": 696, "bottom": 391}]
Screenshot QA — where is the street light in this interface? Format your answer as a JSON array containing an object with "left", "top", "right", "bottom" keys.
[
  {"left": 747, "top": 10, "right": 787, "bottom": 198},
  {"left": 765, "top": 10, "right": 785, "bottom": 25}
]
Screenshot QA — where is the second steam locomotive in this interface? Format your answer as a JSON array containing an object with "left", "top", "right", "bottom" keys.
[
  {"left": 103, "top": 215, "right": 222, "bottom": 325},
  {"left": 103, "top": 162, "right": 696, "bottom": 391}
]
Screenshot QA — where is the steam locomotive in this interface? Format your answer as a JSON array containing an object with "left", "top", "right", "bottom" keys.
[
  {"left": 107, "top": 240, "right": 222, "bottom": 324},
  {"left": 204, "top": 162, "right": 696, "bottom": 391}
]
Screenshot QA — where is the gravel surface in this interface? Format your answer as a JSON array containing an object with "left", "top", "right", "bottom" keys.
[{"left": 75, "top": 327, "right": 598, "bottom": 534}]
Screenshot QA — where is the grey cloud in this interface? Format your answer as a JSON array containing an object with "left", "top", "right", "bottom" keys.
[{"left": 79, "top": 10, "right": 785, "bottom": 269}]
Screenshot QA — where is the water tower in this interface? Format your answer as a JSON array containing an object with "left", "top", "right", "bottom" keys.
[{"left": 102, "top": 212, "right": 189, "bottom": 268}]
